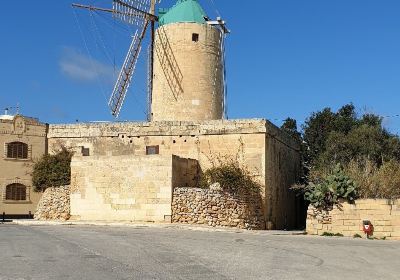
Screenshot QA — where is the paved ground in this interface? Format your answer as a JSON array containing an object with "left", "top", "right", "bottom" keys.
[{"left": 0, "top": 224, "right": 399, "bottom": 280}]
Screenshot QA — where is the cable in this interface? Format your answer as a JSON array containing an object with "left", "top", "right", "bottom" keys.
[
  {"left": 91, "top": 12, "right": 114, "bottom": 65},
  {"left": 74, "top": 8, "right": 109, "bottom": 104},
  {"left": 208, "top": 0, "right": 221, "bottom": 18}
]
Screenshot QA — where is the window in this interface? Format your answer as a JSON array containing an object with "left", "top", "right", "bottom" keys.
[
  {"left": 5, "top": 184, "right": 27, "bottom": 201},
  {"left": 192, "top": 33, "right": 199, "bottom": 42},
  {"left": 81, "top": 147, "right": 90, "bottom": 157},
  {"left": 146, "top": 145, "right": 159, "bottom": 155},
  {"left": 6, "top": 142, "right": 28, "bottom": 159}
]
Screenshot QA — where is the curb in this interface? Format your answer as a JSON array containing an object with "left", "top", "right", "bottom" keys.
[{"left": 10, "top": 220, "right": 306, "bottom": 236}]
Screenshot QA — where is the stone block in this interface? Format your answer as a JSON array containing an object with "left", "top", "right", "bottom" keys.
[
  {"left": 373, "top": 226, "right": 393, "bottom": 232},
  {"left": 343, "top": 220, "right": 357, "bottom": 226},
  {"left": 391, "top": 209, "right": 400, "bottom": 216},
  {"left": 356, "top": 199, "right": 390, "bottom": 205},
  {"left": 373, "top": 220, "right": 392, "bottom": 226},
  {"left": 372, "top": 232, "right": 392, "bottom": 238}
]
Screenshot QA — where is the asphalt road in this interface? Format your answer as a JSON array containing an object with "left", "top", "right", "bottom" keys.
[{"left": 0, "top": 224, "right": 399, "bottom": 280}]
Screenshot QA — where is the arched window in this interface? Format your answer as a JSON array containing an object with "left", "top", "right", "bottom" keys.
[
  {"left": 6, "top": 142, "right": 28, "bottom": 159},
  {"left": 5, "top": 183, "right": 27, "bottom": 201}
]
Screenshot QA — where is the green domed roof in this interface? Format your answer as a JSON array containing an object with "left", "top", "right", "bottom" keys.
[{"left": 159, "top": 0, "right": 207, "bottom": 26}]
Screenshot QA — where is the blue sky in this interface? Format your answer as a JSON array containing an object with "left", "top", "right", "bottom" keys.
[{"left": 1, "top": 0, "right": 399, "bottom": 134}]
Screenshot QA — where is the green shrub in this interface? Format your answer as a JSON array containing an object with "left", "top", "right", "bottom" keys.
[
  {"left": 353, "top": 234, "right": 362, "bottom": 238},
  {"left": 321, "top": 232, "right": 344, "bottom": 237},
  {"left": 32, "top": 146, "right": 73, "bottom": 191},
  {"left": 321, "top": 232, "right": 335, "bottom": 237},
  {"left": 304, "top": 164, "right": 357, "bottom": 209},
  {"left": 200, "top": 159, "right": 261, "bottom": 194}
]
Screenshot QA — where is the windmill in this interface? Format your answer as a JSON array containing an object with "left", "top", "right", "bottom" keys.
[{"left": 72, "top": 0, "right": 230, "bottom": 120}]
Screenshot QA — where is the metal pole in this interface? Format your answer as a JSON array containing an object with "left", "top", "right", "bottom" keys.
[
  {"left": 2, "top": 212, "right": 5, "bottom": 223},
  {"left": 148, "top": 0, "right": 156, "bottom": 121}
]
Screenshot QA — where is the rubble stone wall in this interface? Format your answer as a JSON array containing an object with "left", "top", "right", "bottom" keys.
[
  {"left": 34, "top": 186, "right": 70, "bottom": 221},
  {"left": 172, "top": 188, "right": 264, "bottom": 230},
  {"left": 307, "top": 199, "right": 400, "bottom": 240}
]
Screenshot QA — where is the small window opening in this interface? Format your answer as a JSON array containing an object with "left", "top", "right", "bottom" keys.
[
  {"left": 192, "top": 33, "right": 199, "bottom": 42},
  {"left": 146, "top": 145, "right": 159, "bottom": 155},
  {"left": 81, "top": 147, "right": 90, "bottom": 157}
]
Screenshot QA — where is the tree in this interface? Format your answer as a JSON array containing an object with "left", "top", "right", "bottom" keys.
[
  {"left": 302, "top": 103, "right": 400, "bottom": 169},
  {"left": 302, "top": 107, "right": 337, "bottom": 165},
  {"left": 290, "top": 104, "right": 400, "bottom": 204},
  {"left": 281, "top": 118, "right": 301, "bottom": 140},
  {"left": 32, "top": 146, "right": 73, "bottom": 191}
]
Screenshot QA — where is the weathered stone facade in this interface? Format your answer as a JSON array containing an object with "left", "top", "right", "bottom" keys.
[
  {"left": 307, "top": 199, "right": 400, "bottom": 239},
  {"left": 34, "top": 186, "right": 70, "bottom": 221},
  {"left": 48, "top": 119, "right": 302, "bottom": 229},
  {"left": 69, "top": 155, "right": 196, "bottom": 222},
  {"left": 0, "top": 114, "right": 47, "bottom": 216},
  {"left": 172, "top": 188, "right": 264, "bottom": 229}
]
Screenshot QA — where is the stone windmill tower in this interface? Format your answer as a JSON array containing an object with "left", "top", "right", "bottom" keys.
[
  {"left": 151, "top": 0, "right": 229, "bottom": 122},
  {"left": 73, "top": 0, "right": 229, "bottom": 120}
]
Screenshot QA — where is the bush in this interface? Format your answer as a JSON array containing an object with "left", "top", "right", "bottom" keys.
[
  {"left": 345, "top": 159, "right": 400, "bottom": 199},
  {"left": 303, "top": 164, "right": 357, "bottom": 209},
  {"left": 200, "top": 159, "right": 261, "bottom": 194},
  {"left": 32, "top": 146, "right": 73, "bottom": 192}
]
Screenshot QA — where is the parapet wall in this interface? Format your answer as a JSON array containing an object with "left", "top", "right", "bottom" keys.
[
  {"left": 48, "top": 119, "right": 289, "bottom": 140},
  {"left": 307, "top": 199, "right": 400, "bottom": 240},
  {"left": 172, "top": 188, "right": 264, "bottom": 230}
]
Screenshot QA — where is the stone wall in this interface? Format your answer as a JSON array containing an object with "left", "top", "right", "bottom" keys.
[
  {"left": 172, "top": 188, "right": 264, "bottom": 230},
  {"left": 34, "top": 186, "right": 70, "bottom": 221},
  {"left": 172, "top": 156, "right": 199, "bottom": 188},
  {"left": 307, "top": 199, "right": 400, "bottom": 240},
  {"left": 69, "top": 155, "right": 195, "bottom": 222},
  {"left": 265, "top": 128, "right": 302, "bottom": 230}
]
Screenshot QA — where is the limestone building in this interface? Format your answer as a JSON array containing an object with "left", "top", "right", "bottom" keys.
[
  {"left": 0, "top": 113, "right": 47, "bottom": 217},
  {"left": 48, "top": 119, "right": 301, "bottom": 229}
]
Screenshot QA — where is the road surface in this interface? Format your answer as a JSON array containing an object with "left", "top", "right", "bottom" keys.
[{"left": 0, "top": 224, "right": 399, "bottom": 280}]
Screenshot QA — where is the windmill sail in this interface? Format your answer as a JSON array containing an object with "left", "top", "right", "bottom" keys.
[
  {"left": 108, "top": 21, "right": 149, "bottom": 118},
  {"left": 113, "top": 0, "right": 152, "bottom": 26},
  {"left": 72, "top": 0, "right": 160, "bottom": 118}
]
